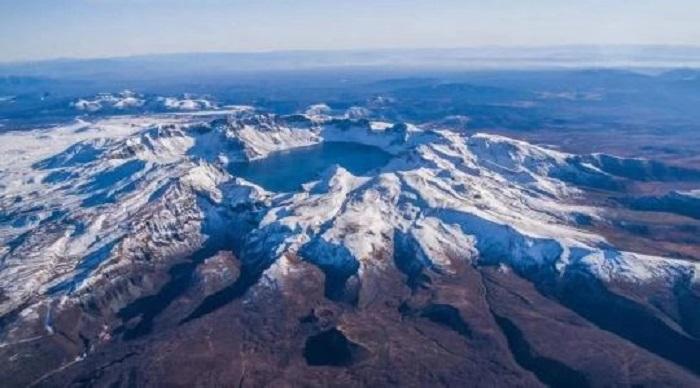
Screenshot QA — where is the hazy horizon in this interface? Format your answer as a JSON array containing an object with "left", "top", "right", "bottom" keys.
[
  {"left": 2, "top": 0, "right": 699, "bottom": 62},
  {"left": 3, "top": 44, "right": 700, "bottom": 64}
]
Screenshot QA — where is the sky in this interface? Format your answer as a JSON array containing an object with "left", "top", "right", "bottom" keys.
[{"left": 1, "top": 0, "right": 699, "bottom": 62}]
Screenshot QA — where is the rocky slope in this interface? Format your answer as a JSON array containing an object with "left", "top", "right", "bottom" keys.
[{"left": 1, "top": 108, "right": 699, "bottom": 386}]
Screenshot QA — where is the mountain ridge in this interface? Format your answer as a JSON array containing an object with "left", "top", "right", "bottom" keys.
[{"left": 1, "top": 108, "right": 699, "bottom": 386}]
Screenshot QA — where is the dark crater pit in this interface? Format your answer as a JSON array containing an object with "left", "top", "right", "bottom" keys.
[{"left": 303, "top": 328, "right": 366, "bottom": 367}]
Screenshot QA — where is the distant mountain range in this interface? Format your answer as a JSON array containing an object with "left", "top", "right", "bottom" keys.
[{"left": 2, "top": 45, "right": 700, "bottom": 80}]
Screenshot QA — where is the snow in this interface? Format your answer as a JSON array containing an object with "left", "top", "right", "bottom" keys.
[
  {"left": 72, "top": 91, "right": 145, "bottom": 111},
  {"left": 369, "top": 121, "right": 394, "bottom": 131},
  {"left": 304, "top": 103, "right": 332, "bottom": 121},
  {"left": 181, "top": 164, "right": 228, "bottom": 203},
  {"left": 71, "top": 91, "right": 218, "bottom": 112},
  {"left": 233, "top": 122, "right": 318, "bottom": 160},
  {"left": 345, "top": 106, "right": 371, "bottom": 119},
  {"left": 161, "top": 97, "right": 216, "bottom": 111},
  {"left": 679, "top": 189, "right": 700, "bottom": 199},
  {"left": 2, "top": 106, "right": 698, "bottom": 320}
]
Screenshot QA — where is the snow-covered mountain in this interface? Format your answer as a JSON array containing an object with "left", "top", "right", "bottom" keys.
[
  {"left": 71, "top": 91, "right": 218, "bottom": 113},
  {"left": 1, "top": 108, "right": 700, "bottom": 386}
]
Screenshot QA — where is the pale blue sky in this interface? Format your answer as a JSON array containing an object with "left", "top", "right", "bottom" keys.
[{"left": 1, "top": 0, "right": 699, "bottom": 62}]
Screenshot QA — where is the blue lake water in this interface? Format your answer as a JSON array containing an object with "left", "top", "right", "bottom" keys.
[{"left": 230, "top": 142, "right": 392, "bottom": 192}]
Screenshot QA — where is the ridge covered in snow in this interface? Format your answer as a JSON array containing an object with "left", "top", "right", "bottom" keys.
[
  {"left": 1, "top": 107, "right": 698, "bottom": 326},
  {"left": 71, "top": 91, "right": 217, "bottom": 113}
]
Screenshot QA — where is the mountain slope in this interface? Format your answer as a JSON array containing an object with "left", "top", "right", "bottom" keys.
[{"left": 1, "top": 109, "right": 699, "bottom": 386}]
